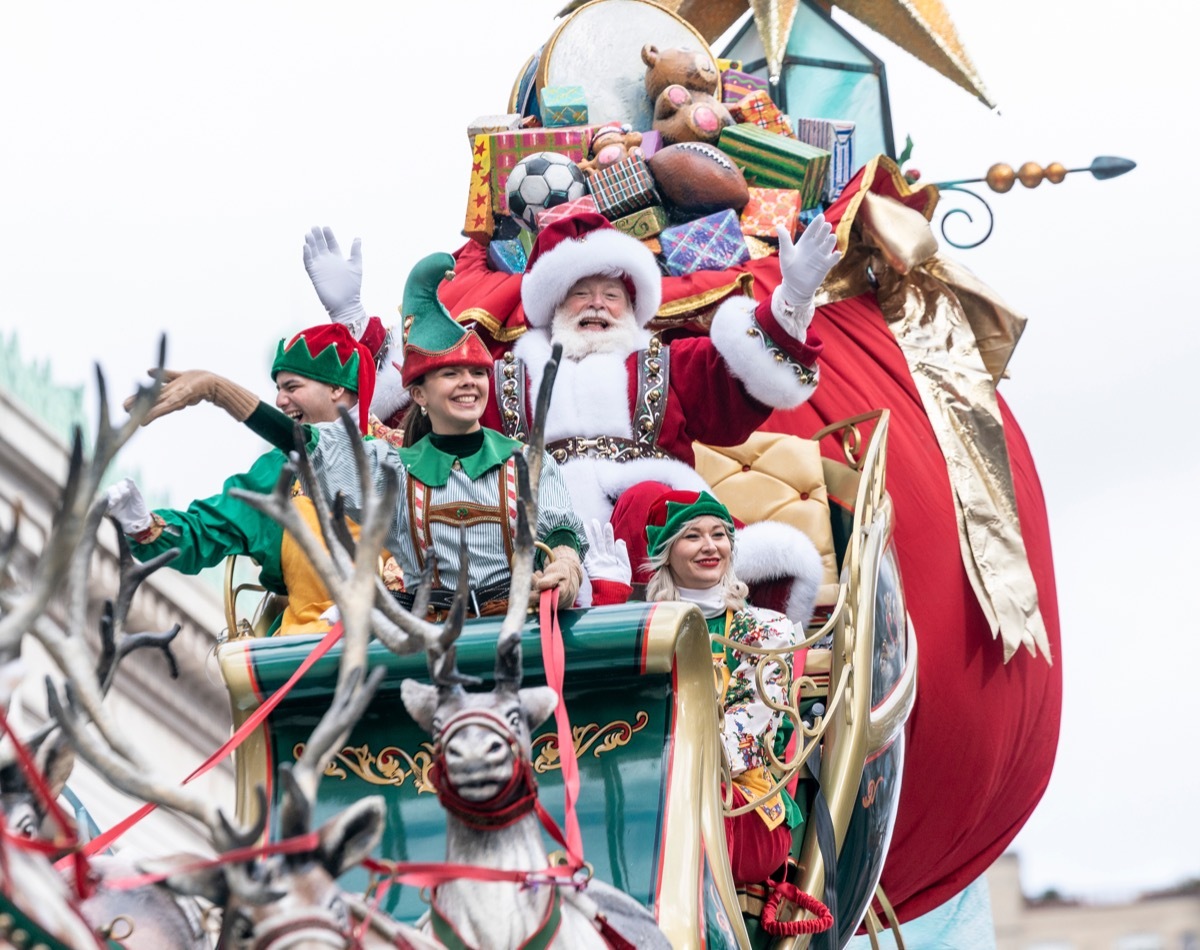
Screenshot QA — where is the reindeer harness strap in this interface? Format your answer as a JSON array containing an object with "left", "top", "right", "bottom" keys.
[
  {"left": 538, "top": 589, "right": 584, "bottom": 868},
  {"left": 430, "top": 885, "right": 562, "bottom": 950}
]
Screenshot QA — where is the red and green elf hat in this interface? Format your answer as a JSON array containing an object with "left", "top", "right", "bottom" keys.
[
  {"left": 645, "top": 490, "right": 736, "bottom": 560},
  {"left": 271, "top": 323, "right": 376, "bottom": 434},
  {"left": 400, "top": 252, "right": 492, "bottom": 387}
]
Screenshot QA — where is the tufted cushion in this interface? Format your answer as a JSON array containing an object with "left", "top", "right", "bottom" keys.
[{"left": 693, "top": 432, "right": 838, "bottom": 592}]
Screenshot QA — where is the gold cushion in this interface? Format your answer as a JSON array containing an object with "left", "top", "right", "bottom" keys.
[{"left": 694, "top": 432, "right": 838, "bottom": 588}]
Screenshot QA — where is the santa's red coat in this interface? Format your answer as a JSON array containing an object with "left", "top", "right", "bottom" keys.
[{"left": 439, "top": 176, "right": 1061, "bottom": 921}]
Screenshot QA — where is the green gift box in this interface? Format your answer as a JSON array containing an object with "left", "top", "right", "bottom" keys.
[
  {"left": 718, "top": 125, "right": 830, "bottom": 210},
  {"left": 537, "top": 86, "right": 589, "bottom": 129},
  {"left": 612, "top": 205, "right": 668, "bottom": 240}
]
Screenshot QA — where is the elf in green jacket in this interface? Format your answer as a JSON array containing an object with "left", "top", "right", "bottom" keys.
[
  {"left": 130, "top": 254, "right": 585, "bottom": 615},
  {"left": 106, "top": 322, "right": 378, "bottom": 635}
]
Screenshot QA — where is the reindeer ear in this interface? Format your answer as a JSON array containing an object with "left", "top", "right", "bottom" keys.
[
  {"left": 36, "top": 732, "right": 76, "bottom": 800},
  {"left": 400, "top": 679, "right": 438, "bottom": 733},
  {"left": 317, "top": 795, "right": 385, "bottom": 877},
  {"left": 519, "top": 686, "right": 559, "bottom": 731}
]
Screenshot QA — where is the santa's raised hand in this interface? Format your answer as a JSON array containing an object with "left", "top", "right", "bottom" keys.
[
  {"left": 774, "top": 214, "right": 841, "bottom": 340},
  {"left": 303, "top": 225, "right": 367, "bottom": 335}
]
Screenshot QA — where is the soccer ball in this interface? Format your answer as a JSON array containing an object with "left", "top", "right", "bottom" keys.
[{"left": 506, "top": 152, "right": 587, "bottom": 230}]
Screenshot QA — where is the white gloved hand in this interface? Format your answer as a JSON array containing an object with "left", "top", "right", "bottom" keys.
[
  {"left": 318, "top": 604, "right": 341, "bottom": 626},
  {"left": 303, "top": 226, "right": 368, "bottom": 335},
  {"left": 105, "top": 477, "right": 153, "bottom": 535},
  {"left": 583, "top": 519, "right": 631, "bottom": 586},
  {"left": 774, "top": 214, "right": 841, "bottom": 339}
]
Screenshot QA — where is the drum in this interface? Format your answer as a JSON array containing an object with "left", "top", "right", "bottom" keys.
[{"left": 515, "top": 0, "right": 720, "bottom": 132}]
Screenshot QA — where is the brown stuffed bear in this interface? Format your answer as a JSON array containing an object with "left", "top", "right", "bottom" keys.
[
  {"left": 641, "top": 43, "right": 733, "bottom": 146},
  {"left": 579, "top": 122, "right": 645, "bottom": 176}
]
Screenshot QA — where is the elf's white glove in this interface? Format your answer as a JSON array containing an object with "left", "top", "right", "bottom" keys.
[
  {"left": 303, "top": 226, "right": 367, "bottom": 336},
  {"left": 105, "top": 478, "right": 153, "bottom": 535},
  {"left": 583, "top": 519, "right": 631, "bottom": 586},
  {"left": 318, "top": 604, "right": 341, "bottom": 626},
  {"left": 773, "top": 214, "right": 841, "bottom": 340}
]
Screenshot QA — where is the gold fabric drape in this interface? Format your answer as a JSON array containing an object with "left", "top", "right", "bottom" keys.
[{"left": 824, "top": 167, "right": 1049, "bottom": 662}]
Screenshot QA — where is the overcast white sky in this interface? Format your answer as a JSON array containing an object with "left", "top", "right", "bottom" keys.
[{"left": 2, "top": 0, "right": 1196, "bottom": 903}]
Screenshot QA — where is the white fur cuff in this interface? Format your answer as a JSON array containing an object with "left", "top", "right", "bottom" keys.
[
  {"left": 734, "top": 520, "right": 823, "bottom": 628},
  {"left": 710, "top": 296, "right": 818, "bottom": 409}
]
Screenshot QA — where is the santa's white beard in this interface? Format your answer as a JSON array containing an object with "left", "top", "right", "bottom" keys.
[{"left": 551, "top": 303, "right": 642, "bottom": 361}]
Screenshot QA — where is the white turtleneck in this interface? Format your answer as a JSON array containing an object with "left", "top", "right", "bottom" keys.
[{"left": 675, "top": 584, "right": 727, "bottom": 619}]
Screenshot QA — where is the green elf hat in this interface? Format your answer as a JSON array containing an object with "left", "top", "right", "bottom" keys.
[
  {"left": 645, "top": 490, "right": 736, "bottom": 560},
  {"left": 400, "top": 252, "right": 492, "bottom": 387},
  {"left": 271, "top": 323, "right": 376, "bottom": 434}
]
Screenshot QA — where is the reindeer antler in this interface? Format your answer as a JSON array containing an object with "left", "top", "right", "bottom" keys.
[
  {"left": 2, "top": 343, "right": 172, "bottom": 766},
  {"left": 495, "top": 344, "right": 563, "bottom": 691}
]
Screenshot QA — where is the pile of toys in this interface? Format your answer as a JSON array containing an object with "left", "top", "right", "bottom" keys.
[{"left": 462, "top": 41, "right": 856, "bottom": 277}]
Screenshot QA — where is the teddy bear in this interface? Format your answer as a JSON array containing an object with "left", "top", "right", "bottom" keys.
[
  {"left": 578, "top": 122, "right": 645, "bottom": 175},
  {"left": 641, "top": 43, "right": 734, "bottom": 146}
]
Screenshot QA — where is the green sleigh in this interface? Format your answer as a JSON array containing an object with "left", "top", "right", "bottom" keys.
[{"left": 217, "top": 411, "right": 915, "bottom": 949}]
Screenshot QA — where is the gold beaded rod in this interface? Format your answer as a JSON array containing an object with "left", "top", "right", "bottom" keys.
[{"left": 933, "top": 155, "right": 1136, "bottom": 192}]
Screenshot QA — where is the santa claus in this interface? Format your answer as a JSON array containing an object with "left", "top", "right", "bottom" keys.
[{"left": 303, "top": 215, "right": 840, "bottom": 622}]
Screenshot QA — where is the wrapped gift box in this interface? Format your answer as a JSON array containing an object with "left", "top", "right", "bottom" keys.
[
  {"left": 612, "top": 205, "right": 669, "bottom": 240},
  {"left": 638, "top": 130, "right": 663, "bottom": 159},
  {"left": 534, "top": 194, "right": 598, "bottom": 230},
  {"left": 462, "top": 134, "right": 495, "bottom": 243},
  {"left": 798, "top": 205, "right": 826, "bottom": 229},
  {"left": 467, "top": 114, "right": 524, "bottom": 141},
  {"left": 659, "top": 209, "right": 750, "bottom": 276},
  {"left": 730, "top": 91, "right": 796, "bottom": 138},
  {"left": 744, "top": 235, "right": 776, "bottom": 260},
  {"left": 487, "top": 238, "right": 527, "bottom": 275},
  {"left": 718, "top": 124, "right": 829, "bottom": 209},
  {"left": 587, "top": 153, "right": 662, "bottom": 220},
  {"left": 517, "top": 227, "right": 534, "bottom": 256},
  {"left": 538, "top": 86, "right": 589, "bottom": 128},
  {"left": 487, "top": 126, "right": 595, "bottom": 215},
  {"left": 739, "top": 187, "right": 802, "bottom": 239},
  {"left": 795, "top": 118, "right": 856, "bottom": 202},
  {"left": 721, "top": 68, "right": 770, "bottom": 104}
]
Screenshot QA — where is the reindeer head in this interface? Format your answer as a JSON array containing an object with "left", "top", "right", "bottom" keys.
[
  {"left": 402, "top": 676, "right": 557, "bottom": 807},
  {"left": 149, "top": 768, "right": 387, "bottom": 950}
]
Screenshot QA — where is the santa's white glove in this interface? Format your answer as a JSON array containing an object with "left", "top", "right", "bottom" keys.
[
  {"left": 105, "top": 477, "right": 153, "bottom": 535},
  {"left": 303, "top": 226, "right": 368, "bottom": 336},
  {"left": 773, "top": 214, "right": 841, "bottom": 340},
  {"left": 583, "top": 519, "right": 631, "bottom": 586}
]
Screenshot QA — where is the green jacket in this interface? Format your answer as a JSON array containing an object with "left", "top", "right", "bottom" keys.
[{"left": 133, "top": 448, "right": 288, "bottom": 595}]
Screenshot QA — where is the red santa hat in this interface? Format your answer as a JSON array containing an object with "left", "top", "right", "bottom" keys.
[{"left": 521, "top": 212, "right": 662, "bottom": 329}]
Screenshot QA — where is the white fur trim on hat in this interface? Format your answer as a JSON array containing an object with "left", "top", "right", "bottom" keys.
[
  {"left": 521, "top": 227, "right": 663, "bottom": 329},
  {"left": 709, "top": 295, "right": 818, "bottom": 409},
  {"left": 734, "top": 520, "right": 823, "bottom": 629},
  {"left": 369, "top": 340, "right": 410, "bottom": 424}
]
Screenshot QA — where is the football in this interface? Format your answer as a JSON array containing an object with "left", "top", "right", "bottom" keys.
[
  {"left": 648, "top": 142, "right": 749, "bottom": 217},
  {"left": 506, "top": 152, "right": 588, "bottom": 230}
]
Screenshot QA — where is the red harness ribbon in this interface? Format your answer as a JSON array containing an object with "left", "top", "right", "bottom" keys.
[
  {"left": 538, "top": 589, "right": 584, "bottom": 870},
  {"left": 0, "top": 704, "right": 92, "bottom": 898},
  {"left": 65, "top": 620, "right": 346, "bottom": 864}
]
